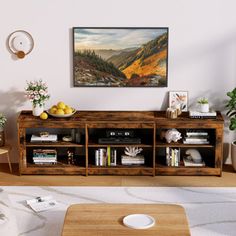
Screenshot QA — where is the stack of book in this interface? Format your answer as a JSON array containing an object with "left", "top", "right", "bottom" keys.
[
  {"left": 189, "top": 110, "right": 217, "bottom": 119},
  {"left": 95, "top": 147, "right": 117, "bottom": 166},
  {"left": 166, "top": 147, "right": 180, "bottom": 167},
  {"left": 121, "top": 155, "right": 144, "bottom": 165},
  {"left": 31, "top": 134, "right": 58, "bottom": 142},
  {"left": 33, "top": 149, "right": 57, "bottom": 164},
  {"left": 183, "top": 130, "right": 209, "bottom": 144},
  {"left": 183, "top": 157, "right": 205, "bottom": 167}
]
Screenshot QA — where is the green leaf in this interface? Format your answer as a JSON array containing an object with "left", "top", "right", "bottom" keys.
[{"left": 226, "top": 87, "right": 236, "bottom": 132}]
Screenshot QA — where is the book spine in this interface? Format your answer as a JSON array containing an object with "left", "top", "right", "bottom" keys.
[
  {"left": 166, "top": 147, "right": 170, "bottom": 166},
  {"left": 107, "top": 146, "right": 111, "bottom": 166},
  {"left": 99, "top": 149, "right": 104, "bottom": 166},
  {"left": 33, "top": 160, "right": 57, "bottom": 163},
  {"left": 171, "top": 149, "right": 175, "bottom": 167},
  {"left": 185, "top": 138, "right": 208, "bottom": 142},
  {"left": 174, "top": 149, "right": 179, "bottom": 167},
  {"left": 190, "top": 116, "right": 216, "bottom": 119},
  {"left": 111, "top": 149, "right": 117, "bottom": 166},
  {"left": 95, "top": 150, "right": 99, "bottom": 166},
  {"left": 186, "top": 132, "right": 208, "bottom": 136},
  {"left": 183, "top": 141, "right": 209, "bottom": 144}
]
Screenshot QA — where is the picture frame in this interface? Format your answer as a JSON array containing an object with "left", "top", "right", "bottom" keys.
[
  {"left": 169, "top": 91, "right": 188, "bottom": 111},
  {"left": 73, "top": 27, "right": 168, "bottom": 87}
]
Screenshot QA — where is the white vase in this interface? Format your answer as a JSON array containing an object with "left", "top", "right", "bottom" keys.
[
  {"left": 231, "top": 141, "right": 236, "bottom": 171},
  {"left": 32, "top": 104, "right": 44, "bottom": 116},
  {"left": 200, "top": 104, "right": 209, "bottom": 113}
]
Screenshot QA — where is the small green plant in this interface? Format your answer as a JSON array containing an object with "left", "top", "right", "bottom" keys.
[
  {"left": 197, "top": 97, "right": 208, "bottom": 104},
  {"left": 226, "top": 88, "right": 236, "bottom": 130},
  {"left": 0, "top": 113, "right": 7, "bottom": 128}
]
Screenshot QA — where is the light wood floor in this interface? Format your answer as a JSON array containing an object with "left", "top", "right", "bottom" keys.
[{"left": 0, "top": 164, "right": 235, "bottom": 186}]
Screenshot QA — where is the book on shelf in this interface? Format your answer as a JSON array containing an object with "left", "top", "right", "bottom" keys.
[
  {"left": 31, "top": 134, "right": 58, "bottom": 142},
  {"left": 33, "top": 150, "right": 57, "bottom": 157},
  {"left": 183, "top": 140, "right": 209, "bottom": 144},
  {"left": 33, "top": 161, "right": 57, "bottom": 164},
  {"left": 183, "top": 130, "right": 210, "bottom": 144},
  {"left": 107, "top": 146, "right": 111, "bottom": 166},
  {"left": 110, "top": 149, "right": 117, "bottom": 166},
  {"left": 186, "top": 131, "right": 208, "bottom": 136},
  {"left": 183, "top": 158, "right": 205, "bottom": 167},
  {"left": 189, "top": 110, "right": 217, "bottom": 119},
  {"left": 33, "top": 149, "right": 57, "bottom": 155},
  {"left": 121, "top": 155, "right": 144, "bottom": 165},
  {"left": 184, "top": 137, "right": 208, "bottom": 142},
  {"left": 33, "top": 160, "right": 57, "bottom": 164},
  {"left": 33, "top": 149, "right": 57, "bottom": 164},
  {"left": 166, "top": 147, "right": 180, "bottom": 167},
  {"left": 95, "top": 147, "right": 117, "bottom": 167},
  {"left": 33, "top": 158, "right": 57, "bottom": 161}
]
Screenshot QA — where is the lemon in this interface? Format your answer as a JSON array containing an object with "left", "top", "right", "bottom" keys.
[
  {"left": 56, "top": 109, "right": 65, "bottom": 115},
  {"left": 50, "top": 107, "right": 57, "bottom": 114},
  {"left": 57, "top": 102, "right": 66, "bottom": 109},
  {"left": 65, "top": 105, "right": 71, "bottom": 109},
  {"left": 52, "top": 105, "right": 57, "bottom": 109},
  {"left": 40, "top": 112, "right": 48, "bottom": 120},
  {"left": 64, "top": 108, "right": 73, "bottom": 114}
]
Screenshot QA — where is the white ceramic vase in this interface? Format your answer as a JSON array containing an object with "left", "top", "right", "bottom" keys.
[
  {"left": 231, "top": 141, "right": 236, "bottom": 171},
  {"left": 200, "top": 104, "right": 209, "bottom": 113},
  {"left": 32, "top": 104, "right": 44, "bottom": 116}
]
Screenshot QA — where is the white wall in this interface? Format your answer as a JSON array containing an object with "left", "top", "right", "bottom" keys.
[{"left": 0, "top": 0, "right": 236, "bottom": 162}]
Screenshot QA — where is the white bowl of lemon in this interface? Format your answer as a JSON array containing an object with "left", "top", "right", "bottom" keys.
[{"left": 47, "top": 102, "right": 76, "bottom": 118}]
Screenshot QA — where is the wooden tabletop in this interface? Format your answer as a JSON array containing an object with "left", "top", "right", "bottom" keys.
[
  {"left": 18, "top": 110, "right": 223, "bottom": 123},
  {"left": 61, "top": 204, "right": 190, "bottom": 236}
]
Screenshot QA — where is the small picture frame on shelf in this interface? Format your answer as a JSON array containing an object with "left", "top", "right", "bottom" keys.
[{"left": 169, "top": 91, "right": 188, "bottom": 111}]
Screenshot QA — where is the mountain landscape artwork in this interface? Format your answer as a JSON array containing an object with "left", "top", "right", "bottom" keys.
[{"left": 73, "top": 27, "right": 168, "bottom": 87}]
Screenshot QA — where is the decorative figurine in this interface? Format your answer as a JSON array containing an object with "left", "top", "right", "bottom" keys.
[
  {"left": 67, "top": 149, "right": 74, "bottom": 165},
  {"left": 124, "top": 146, "right": 143, "bottom": 157},
  {"left": 185, "top": 149, "right": 202, "bottom": 163},
  {"left": 164, "top": 129, "right": 182, "bottom": 143},
  {"left": 166, "top": 107, "right": 178, "bottom": 119}
]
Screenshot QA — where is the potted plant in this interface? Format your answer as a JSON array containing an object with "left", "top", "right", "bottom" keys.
[
  {"left": 226, "top": 88, "right": 236, "bottom": 171},
  {"left": 0, "top": 113, "right": 7, "bottom": 146},
  {"left": 197, "top": 97, "right": 209, "bottom": 113},
  {"left": 25, "top": 79, "right": 50, "bottom": 116}
]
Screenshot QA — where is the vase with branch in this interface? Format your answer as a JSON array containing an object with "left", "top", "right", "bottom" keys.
[{"left": 25, "top": 79, "right": 50, "bottom": 116}]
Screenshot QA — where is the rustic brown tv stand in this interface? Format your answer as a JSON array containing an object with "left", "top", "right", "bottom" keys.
[{"left": 17, "top": 111, "right": 224, "bottom": 176}]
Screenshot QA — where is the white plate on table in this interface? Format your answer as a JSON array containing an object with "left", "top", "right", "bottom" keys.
[{"left": 123, "top": 214, "right": 155, "bottom": 229}]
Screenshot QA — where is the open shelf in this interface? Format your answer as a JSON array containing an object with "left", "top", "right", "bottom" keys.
[
  {"left": 155, "top": 141, "right": 214, "bottom": 148},
  {"left": 26, "top": 141, "right": 84, "bottom": 147},
  {"left": 88, "top": 142, "right": 153, "bottom": 148},
  {"left": 88, "top": 164, "right": 152, "bottom": 169}
]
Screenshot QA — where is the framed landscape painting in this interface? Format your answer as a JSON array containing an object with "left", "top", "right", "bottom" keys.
[{"left": 73, "top": 27, "right": 168, "bottom": 87}]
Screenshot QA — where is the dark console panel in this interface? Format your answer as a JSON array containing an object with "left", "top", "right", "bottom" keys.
[{"left": 98, "top": 130, "right": 141, "bottom": 144}]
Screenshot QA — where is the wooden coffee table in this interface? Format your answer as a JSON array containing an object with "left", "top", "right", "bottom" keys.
[{"left": 62, "top": 204, "right": 190, "bottom": 236}]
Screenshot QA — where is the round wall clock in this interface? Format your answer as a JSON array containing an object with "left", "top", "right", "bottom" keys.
[{"left": 7, "top": 30, "right": 34, "bottom": 59}]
